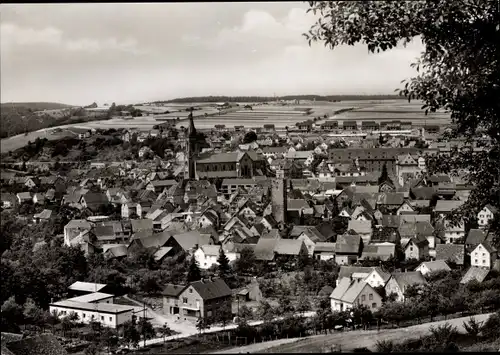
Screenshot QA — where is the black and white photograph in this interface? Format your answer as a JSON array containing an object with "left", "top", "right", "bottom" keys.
[{"left": 1, "top": 1, "right": 499, "bottom": 354}]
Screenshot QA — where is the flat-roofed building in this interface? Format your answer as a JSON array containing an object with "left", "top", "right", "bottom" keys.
[{"left": 49, "top": 300, "right": 135, "bottom": 328}]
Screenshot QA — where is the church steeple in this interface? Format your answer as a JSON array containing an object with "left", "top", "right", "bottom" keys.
[{"left": 186, "top": 109, "right": 197, "bottom": 180}]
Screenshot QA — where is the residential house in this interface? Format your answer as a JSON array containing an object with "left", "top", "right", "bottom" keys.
[
  {"left": 1, "top": 193, "right": 16, "bottom": 208},
  {"left": 435, "top": 244, "right": 465, "bottom": 266},
  {"left": 162, "top": 278, "right": 232, "bottom": 321},
  {"left": 434, "top": 200, "right": 465, "bottom": 219},
  {"left": 337, "top": 266, "right": 377, "bottom": 286},
  {"left": 330, "top": 277, "right": 383, "bottom": 312},
  {"left": 163, "top": 230, "right": 214, "bottom": 255},
  {"left": 347, "top": 220, "right": 373, "bottom": 245},
  {"left": 291, "top": 226, "right": 327, "bottom": 256},
  {"left": 477, "top": 204, "right": 498, "bottom": 228},
  {"left": 33, "top": 209, "right": 53, "bottom": 223},
  {"left": 335, "top": 234, "right": 363, "bottom": 265},
  {"left": 415, "top": 260, "right": 451, "bottom": 276},
  {"left": 194, "top": 245, "right": 225, "bottom": 269},
  {"left": 470, "top": 242, "right": 498, "bottom": 269},
  {"left": 376, "top": 192, "right": 406, "bottom": 213},
  {"left": 465, "top": 229, "right": 487, "bottom": 253},
  {"left": 359, "top": 242, "right": 396, "bottom": 261},
  {"left": 363, "top": 267, "right": 392, "bottom": 288},
  {"left": 64, "top": 220, "right": 93, "bottom": 247},
  {"left": 384, "top": 272, "right": 427, "bottom": 302},
  {"left": 402, "top": 235, "right": 429, "bottom": 260},
  {"left": 16, "top": 192, "right": 32, "bottom": 204},
  {"left": 79, "top": 192, "right": 109, "bottom": 212},
  {"left": 396, "top": 200, "right": 416, "bottom": 215},
  {"left": 146, "top": 180, "right": 177, "bottom": 193},
  {"left": 313, "top": 242, "right": 336, "bottom": 261},
  {"left": 460, "top": 267, "right": 492, "bottom": 285}
]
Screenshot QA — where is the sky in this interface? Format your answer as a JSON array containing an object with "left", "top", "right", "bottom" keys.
[{"left": 0, "top": 2, "right": 424, "bottom": 106}]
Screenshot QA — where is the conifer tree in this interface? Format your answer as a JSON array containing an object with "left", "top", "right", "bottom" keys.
[
  {"left": 186, "top": 257, "right": 202, "bottom": 283},
  {"left": 216, "top": 247, "right": 232, "bottom": 281}
]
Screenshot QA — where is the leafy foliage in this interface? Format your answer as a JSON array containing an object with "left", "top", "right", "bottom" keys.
[{"left": 304, "top": 0, "right": 500, "bottom": 241}]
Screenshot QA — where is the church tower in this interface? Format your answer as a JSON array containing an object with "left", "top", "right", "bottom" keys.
[{"left": 186, "top": 111, "right": 197, "bottom": 180}]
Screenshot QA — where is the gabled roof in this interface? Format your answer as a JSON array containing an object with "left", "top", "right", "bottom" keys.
[
  {"left": 153, "top": 247, "right": 174, "bottom": 261},
  {"left": 170, "top": 230, "right": 210, "bottom": 251},
  {"left": 189, "top": 277, "right": 232, "bottom": 300},
  {"left": 417, "top": 260, "right": 451, "bottom": 273},
  {"left": 348, "top": 220, "right": 372, "bottom": 234},
  {"left": 435, "top": 244, "right": 465, "bottom": 265},
  {"left": 475, "top": 241, "right": 497, "bottom": 254},
  {"left": 460, "top": 267, "right": 491, "bottom": 284},
  {"left": 376, "top": 192, "right": 405, "bottom": 206},
  {"left": 466, "top": 229, "right": 487, "bottom": 245},
  {"left": 254, "top": 238, "right": 278, "bottom": 261},
  {"left": 162, "top": 283, "right": 186, "bottom": 297},
  {"left": 131, "top": 219, "right": 153, "bottom": 232},
  {"left": 390, "top": 271, "right": 427, "bottom": 290},
  {"left": 399, "top": 214, "right": 431, "bottom": 224},
  {"left": 314, "top": 242, "right": 336, "bottom": 253},
  {"left": 482, "top": 204, "right": 498, "bottom": 214},
  {"left": 82, "top": 192, "right": 108, "bottom": 205},
  {"left": 274, "top": 239, "right": 305, "bottom": 256},
  {"left": 335, "top": 234, "right": 362, "bottom": 254},
  {"left": 104, "top": 245, "right": 128, "bottom": 259},
  {"left": 261, "top": 228, "right": 281, "bottom": 239},
  {"left": 200, "top": 244, "right": 221, "bottom": 257},
  {"left": 287, "top": 199, "right": 310, "bottom": 211},
  {"left": 434, "top": 200, "right": 465, "bottom": 213},
  {"left": 330, "top": 277, "right": 352, "bottom": 300},
  {"left": 410, "top": 187, "right": 436, "bottom": 200}
]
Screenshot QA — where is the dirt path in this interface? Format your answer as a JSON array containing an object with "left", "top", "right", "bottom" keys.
[{"left": 216, "top": 313, "right": 493, "bottom": 354}]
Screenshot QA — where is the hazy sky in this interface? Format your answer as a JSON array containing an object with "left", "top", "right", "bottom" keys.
[{"left": 1, "top": 2, "right": 424, "bottom": 106}]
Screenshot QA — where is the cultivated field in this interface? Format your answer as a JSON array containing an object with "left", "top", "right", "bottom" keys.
[{"left": 0, "top": 99, "right": 451, "bottom": 152}]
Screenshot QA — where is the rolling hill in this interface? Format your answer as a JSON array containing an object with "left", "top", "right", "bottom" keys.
[{"left": 0, "top": 102, "right": 87, "bottom": 138}]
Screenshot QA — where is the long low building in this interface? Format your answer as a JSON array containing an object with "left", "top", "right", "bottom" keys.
[{"left": 49, "top": 300, "right": 135, "bottom": 328}]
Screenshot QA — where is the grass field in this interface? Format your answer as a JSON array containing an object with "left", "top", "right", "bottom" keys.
[{"left": 254, "top": 313, "right": 493, "bottom": 353}]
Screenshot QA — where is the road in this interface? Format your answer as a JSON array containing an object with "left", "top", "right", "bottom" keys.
[
  {"left": 224, "top": 313, "right": 493, "bottom": 353},
  {"left": 126, "top": 299, "right": 316, "bottom": 349}
]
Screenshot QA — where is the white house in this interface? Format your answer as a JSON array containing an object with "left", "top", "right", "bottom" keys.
[
  {"left": 49, "top": 300, "right": 135, "bottom": 329},
  {"left": 477, "top": 205, "right": 498, "bottom": 228},
  {"left": 194, "top": 245, "right": 221, "bottom": 269},
  {"left": 363, "top": 267, "right": 391, "bottom": 288},
  {"left": 415, "top": 260, "right": 451, "bottom": 276},
  {"left": 330, "top": 278, "right": 383, "bottom": 312},
  {"left": 471, "top": 242, "right": 498, "bottom": 269}
]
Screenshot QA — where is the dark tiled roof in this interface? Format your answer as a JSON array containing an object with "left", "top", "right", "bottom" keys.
[
  {"left": 460, "top": 267, "right": 490, "bottom": 284},
  {"left": 190, "top": 278, "right": 232, "bottom": 300},
  {"left": 465, "top": 229, "right": 487, "bottom": 245},
  {"left": 162, "top": 283, "right": 187, "bottom": 297},
  {"left": 435, "top": 244, "right": 465, "bottom": 265},
  {"left": 335, "top": 234, "right": 362, "bottom": 254},
  {"left": 391, "top": 271, "right": 427, "bottom": 290}
]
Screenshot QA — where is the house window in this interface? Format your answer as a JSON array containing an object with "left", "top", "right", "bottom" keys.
[
  {"left": 410, "top": 246, "right": 414, "bottom": 251},
  {"left": 482, "top": 253, "right": 485, "bottom": 257},
  {"left": 109, "top": 317, "right": 112, "bottom": 322},
  {"left": 372, "top": 303, "right": 377, "bottom": 308},
  {"left": 475, "top": 252, "right": 478, "bottom": 256},
  {"left": 369, "top": 294, "right": 373, "bottom": 301},
  {"left": 83, "top": 313, "right": 86, "bottom": 318},
  {"left": 101, "top": 316, "right": 104, "bottom": 321},
  {"left": 361, "top": 295, "right": 366, "bottom": 302},
  {"left": 482, "top": 260, "right": 485, "bottom": 264},
  {"left": 208, "top": 310, "right": 213, "bottom": 317},
  {"left": 183, "top": 297, "right": 188, "bottom": 304},
  {"left": 474, "top": 259, "right": 478, "bottom": 264}
]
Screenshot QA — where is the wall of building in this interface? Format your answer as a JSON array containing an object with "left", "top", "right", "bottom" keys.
[{"left": 49, "top": 306, "right": 133, "bottom": 329}]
